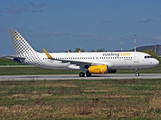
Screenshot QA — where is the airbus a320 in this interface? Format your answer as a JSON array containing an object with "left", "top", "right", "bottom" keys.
[{"left": 3, "top": 29, "right": 159, "bottom": 77}]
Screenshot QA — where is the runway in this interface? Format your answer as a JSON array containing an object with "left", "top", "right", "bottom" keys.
[{"left": 0, "top": 74, "right": 161, "bottom": 81}]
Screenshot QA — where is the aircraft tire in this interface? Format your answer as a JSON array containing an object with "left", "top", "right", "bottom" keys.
[
  {"left": 86, "top": 71, "right": 91, "bottom": 77},
  {"left": 79, "top": 72, "right": 85, "bottom": 77},
  {"left": 135, "top": 73, "right": 140, "bottom": 76}
]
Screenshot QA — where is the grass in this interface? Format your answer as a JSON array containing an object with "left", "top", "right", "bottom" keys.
[
  {"left": 0, "top": 67, "right": 80, "bottom": 75},
  {"left": 0, "top": 56, "right": 161, "bottom": 119},
  {"left": 0, "top": 79, "right": 161, "bottom": 119}
]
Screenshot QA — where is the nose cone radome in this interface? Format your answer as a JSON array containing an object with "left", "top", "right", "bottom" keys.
[{"left": 153, "top": 59, "right": 159, "bottom": 66}]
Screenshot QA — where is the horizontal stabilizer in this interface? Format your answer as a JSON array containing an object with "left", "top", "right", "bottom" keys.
[{"left": 3, "top": 55, "right": 25, "bottom": 60}]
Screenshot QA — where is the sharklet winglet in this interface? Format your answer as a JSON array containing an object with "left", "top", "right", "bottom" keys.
[{"left": 43, "top": 48, "right": 52, "bottom": 59}]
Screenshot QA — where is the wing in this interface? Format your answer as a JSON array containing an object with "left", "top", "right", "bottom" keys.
[
  {"left": 43, "top": 49, "right": 114, "bottom": 68},
  {"left": 43, "top": 48, "right": 91, "bottom": 65}
]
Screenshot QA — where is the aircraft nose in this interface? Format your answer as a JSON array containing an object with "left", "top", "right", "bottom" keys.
[{"left": 153, "top": 59, "right": 159, "bottom": 66}]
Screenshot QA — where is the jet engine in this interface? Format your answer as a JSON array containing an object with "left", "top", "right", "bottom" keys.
[
  {"left": 88, "top": 65, "right": 107, "bottom": 74},
  {"left": 88, "top": 65, "right": 116, "bottom": 74}
]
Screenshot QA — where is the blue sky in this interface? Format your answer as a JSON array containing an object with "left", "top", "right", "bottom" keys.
[{"left": 1, "top": 0, "right": 161, "bottom": 56}]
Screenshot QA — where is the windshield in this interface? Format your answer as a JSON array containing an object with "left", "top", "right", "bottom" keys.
[{"left": 144, "top": 56, "right": 153, "bottom": 59}]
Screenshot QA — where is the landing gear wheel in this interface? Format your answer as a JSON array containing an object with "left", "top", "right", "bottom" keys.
[
  {"left": 79, "top": 72, "right": 85, "bottom": 77},
  {"left": 86, "top": 71, "right": 91, "bottom": 77},
  {"left": 135, "top": 73, "right": 140, "bottom": 76}
]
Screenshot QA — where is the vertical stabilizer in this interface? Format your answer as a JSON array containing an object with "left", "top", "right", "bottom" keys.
[
  {"left": 9, "top": 29, "right": 46, "bottom": 68},
  {"left": 9, "top": 29, "right": 35, "bottom": 56}
]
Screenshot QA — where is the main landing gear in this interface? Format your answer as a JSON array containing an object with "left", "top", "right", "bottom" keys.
[
  {"left": 79, "top": 65, "right": 91, "bottom": 77},
  {"left": 79, "top": 71, "right": 91, "bottom": 77},
  {"left": 135, "top": 68, "right": 140, "bottom": 76}
]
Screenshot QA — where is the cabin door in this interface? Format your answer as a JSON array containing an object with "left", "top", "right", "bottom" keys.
[{"left": 134, "top": 53, "right": 139, "bottom": 63}]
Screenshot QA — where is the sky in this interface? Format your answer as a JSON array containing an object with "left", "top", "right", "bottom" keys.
[{"left": 0, "top": 0, "right": 161, "bottom": 56}]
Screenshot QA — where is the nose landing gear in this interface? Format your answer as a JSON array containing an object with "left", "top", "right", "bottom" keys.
[{"left": 135, "top": 68, "right": 140, "bottom": 76}]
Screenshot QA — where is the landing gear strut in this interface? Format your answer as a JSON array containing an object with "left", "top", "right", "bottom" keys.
[{"left": 135, "top": 68, "right": 140, "bottom": 76}]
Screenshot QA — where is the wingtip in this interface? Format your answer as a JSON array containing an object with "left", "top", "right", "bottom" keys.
[{"left": 43, "top": 48, "right": 52, "bottom": 59}]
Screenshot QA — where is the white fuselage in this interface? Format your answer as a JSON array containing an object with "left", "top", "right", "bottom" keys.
[{"left": 33, "top": 51, "right": 159, "bottom": 70}]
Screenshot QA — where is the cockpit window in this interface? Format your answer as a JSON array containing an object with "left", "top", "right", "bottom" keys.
[{"left": 144, "top": 56, "right": 153, "bottom": 59}]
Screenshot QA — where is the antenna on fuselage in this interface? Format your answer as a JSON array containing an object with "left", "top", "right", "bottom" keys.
[
  {"left": 134, "top": 35, "right": 136, "bottom": 52},
  {"left": 121, "top": 38, "right": 123, "bottom": 52}
]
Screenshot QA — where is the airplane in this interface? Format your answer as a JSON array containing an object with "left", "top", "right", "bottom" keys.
[{"left": 3, "top": 29, "right": 159, "bottom": 77}]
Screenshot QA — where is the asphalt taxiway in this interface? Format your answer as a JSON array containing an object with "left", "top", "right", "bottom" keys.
[{"left": 0, "top": 74, "right": 161, "bottom": 81}]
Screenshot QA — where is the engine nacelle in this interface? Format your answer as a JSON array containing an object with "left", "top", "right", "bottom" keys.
[
  {"left": 88, "top": 65, "right": 117, "bottom": 74},
  {"left": 88, "top": 65, "right": 108, "bottom": 74}
]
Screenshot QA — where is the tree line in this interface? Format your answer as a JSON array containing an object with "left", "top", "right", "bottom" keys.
[
  {"left": 66, "top": 48, "right": 158, "bottom": 58},
  {"left": 65, "top": 48, "right": 107, "bottom": 52}
]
